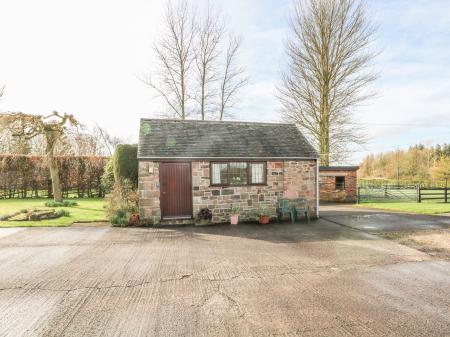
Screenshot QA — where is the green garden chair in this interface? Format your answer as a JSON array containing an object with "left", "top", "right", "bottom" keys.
[
  {"left": 276, "top": 199, "right": 296, "bottom": 224},
  {"left": 293, "top": 198, "right": 310, "bottom": 222}
]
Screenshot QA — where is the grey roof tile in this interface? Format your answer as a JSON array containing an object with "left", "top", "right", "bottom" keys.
[{"left": 138, "top": 119, "right": 318, "bottom": 159}]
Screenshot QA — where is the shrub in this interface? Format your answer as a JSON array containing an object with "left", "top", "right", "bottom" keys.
[
  {"left": 197, "top": 208, "right": 212, "bottom": 221},
  {"left": 110, "top": 214, "right": 128, "bottom": 226},
  {"left": 45, "top": 200, "right": 78, "bottom": 207},
  {"left": 56, "top": 209, "right": 71, "bottom": 217},
  {"left": 106, "top": 179, "right": 138, "bottom": 227},
  {"left": 112, "top": 144, "right": 138, "bottom": 187},
  {"left": 101, "top": 158, "right": 115, "bottom": 193}
]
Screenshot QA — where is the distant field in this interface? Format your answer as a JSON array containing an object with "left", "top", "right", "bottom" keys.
[
  {"left": 357, "top": 201, "right": 450, "bottom": 215},
  {"left": 0, "top": 198, "right": 106, "bottom": 227}
]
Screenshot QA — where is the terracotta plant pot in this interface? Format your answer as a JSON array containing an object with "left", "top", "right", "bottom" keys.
[
  {"left": 230, "top": 214, "right": 239, "bottom": 225},
  {"left": 259, "top": 215, "right": 270, "bottom": 224},
  {"left": 129, "top": 213, "right": 140, "bottom": 226}
]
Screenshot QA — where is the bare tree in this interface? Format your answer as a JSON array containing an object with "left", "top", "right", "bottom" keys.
[
  {"left": 67, "top": 128, "right": 100, "bottom": 156},
  {"left": 195, "top": 4, "right": 224, "bottom": 120},
  {"left": 219, "top": 36, "right": 248, "bottom": 120},
  {"left": 144, "top": 1, "right": 196, "bottom": 119},
  {"left": 278, "top": 0, "right": 377, "bottom": 166},
  {"left": 0, "top": 111, "right": 79, "bottom": 202},
  {"left": 64, "top": 124, "right": 124, "bottom": 156},
  {"left": 145, "top": 1, "right": 248, "bottom": 120},
  {"left": 93, "top": 125, "right": 124, "bottom": 156}
]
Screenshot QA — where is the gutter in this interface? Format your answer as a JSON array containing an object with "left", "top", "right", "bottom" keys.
[
  {"left": 316, "top": 158, "right": 320, "bottom": 218},
  {"left": 137, "top": 156, "right": 320, "bottom": 161}
]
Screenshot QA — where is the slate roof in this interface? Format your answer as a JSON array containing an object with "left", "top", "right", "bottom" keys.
[
  {"left": 138, "top": 119, "right": 318, "bottom": 159},
  {"left": 320, "top": 166, "right": 359, "bottom": 171}
]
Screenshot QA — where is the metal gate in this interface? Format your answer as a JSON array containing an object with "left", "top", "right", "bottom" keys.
[{"left": 357, "top": 185, "right": 418, "bottom": 203}]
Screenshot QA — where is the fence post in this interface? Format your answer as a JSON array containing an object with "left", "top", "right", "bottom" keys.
[
  {"left": 417, "top": 184, "right": 421, "bottom": 203},
  {"left": 445, "top": 179, "right": 448, "bottom": 203},
  {"left": 357, "top": 186, "right": 360, "bottom": 204}
]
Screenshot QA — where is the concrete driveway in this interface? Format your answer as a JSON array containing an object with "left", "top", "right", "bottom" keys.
[
  {"left": 321, "top": 204, "right": 450, "bottom": 232},
  {"left": 0, "top": 221, "right": 449, "bottom": 337}
]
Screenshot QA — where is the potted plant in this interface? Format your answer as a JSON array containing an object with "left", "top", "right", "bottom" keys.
[
  {"left": 129, "top": 213, "right": 140, "bottom": 226},
  {"left": 258, "top": 207, "right": 270, "bottom": 224},
  {"left": 230, "top": 206, "right": 239, "bottom": 225},
  {"left": 196, "top": 208, "right": 212, "bottom": 226}
]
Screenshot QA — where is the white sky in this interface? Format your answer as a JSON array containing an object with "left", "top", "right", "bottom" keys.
[{"left": 1, "top": 0, "right": 450, "bottom": 164}]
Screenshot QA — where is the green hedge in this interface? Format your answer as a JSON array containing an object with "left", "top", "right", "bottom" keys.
[
  {"left": 113, "top": 144, "right": 138, "bottom": 187},
  {"left": 0, "top": 155, "right": 108, "bottom": 199}
]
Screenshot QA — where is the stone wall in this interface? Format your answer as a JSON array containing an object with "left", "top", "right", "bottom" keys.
[
  {"left": 319, "top": 169, "right": 357, "bottom": 203},
  {"left": 192, "top": 161, "right": 282, "bottom": 223},
  {"left": 283, "top": 161, "right": 317, "bottom": 202},
  {"left": 138, "top": 161, "right": 161, "bottom": 224},
  {"left": 139, "top": 160, "right": 318, "bottom": 224}
]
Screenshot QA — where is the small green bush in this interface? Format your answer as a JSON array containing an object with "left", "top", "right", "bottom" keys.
[
  {"left": 45, "top": 200, "right": 78, "bottom": 207},
  {"left": 106, "top": 179, "right": 138, "bottom": 227},
  {"left": 101, "top": 158, "right": 115, "bottom": 193},
  {"left": 56, "top": 209, "right": 70, "bottom": 217},
  {"left": 110, "top": 214, "right": 129, "bottom": 227},
  {"left": 113, "top": 144, "right": 138, "bottom": 187}
]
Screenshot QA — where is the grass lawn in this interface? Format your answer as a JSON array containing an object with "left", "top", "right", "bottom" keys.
[
  {"left": 357, "top": 201, "right": 450, "bottom": 215},
  {"left": 0, "top": 198, "right": 107, "bottom": 227}
]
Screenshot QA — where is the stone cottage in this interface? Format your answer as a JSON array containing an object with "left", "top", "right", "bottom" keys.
[
  {"left": 138, "top": 119, "right": 319, "bottom": 224},
  {"left": 319, "top": 166, "right": 358, "bottom": 203}
]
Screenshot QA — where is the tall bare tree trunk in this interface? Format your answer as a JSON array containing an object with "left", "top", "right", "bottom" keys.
[
  {"left": 319, "top": 119, "right": 330, "bottom": 166},
  {"left": 218, "top": 37, "right": 248, "bottom": 120},
  {"left": 279, "top": 0, "right": 377, "bottom": 165},
  {"left": 200, "top": 66, "right": 206, "bottom": 120},
  {"left": 181, "top": 62, "right": 186, "bottom": 119},
  {"left": 46, "top": 132, "right": 63, "bottom": 202},
  {"left": 144, "top": 1, "right": 195, "bottom": 119},
  {"left": 194, "top": 4, "right": 224, "bottom": 120}
]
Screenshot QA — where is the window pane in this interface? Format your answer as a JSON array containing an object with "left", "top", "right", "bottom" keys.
[
  {"left": 211, "top": 163, "right": 228, "bottom": 185},
  {"left": 335, "top": 176, "right": 345, "bottom": 190},
  {"left": 229, "top": 162, "right": 248, "bottom": 185},
  {"left": 250, "top": 163, "right": 264, "bottom": 184}
]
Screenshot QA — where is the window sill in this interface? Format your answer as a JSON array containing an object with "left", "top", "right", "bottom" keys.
[{"left": 210, "top": 184, "right": 267, "bottom": 188}]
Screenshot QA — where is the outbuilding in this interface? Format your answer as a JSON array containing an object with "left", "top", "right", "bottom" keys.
[
  {"left": 138, "top": 119, "right": 319, "bottom": 224},
  {"left": 319, "top": 166, "right": 359, "bottom": 203}
]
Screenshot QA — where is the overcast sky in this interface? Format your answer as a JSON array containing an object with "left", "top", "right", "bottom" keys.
[{"left": 1, "top": 0, "right": 449, "bottom": 164}]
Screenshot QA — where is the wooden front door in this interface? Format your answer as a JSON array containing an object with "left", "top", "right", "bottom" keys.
[{"left": 160, "top": 162, "right": 192, "bottom": 218}]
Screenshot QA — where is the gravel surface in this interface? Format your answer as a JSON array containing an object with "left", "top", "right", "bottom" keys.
[{"left": 0, "top": 220, "right": 449, "bottom": 337}]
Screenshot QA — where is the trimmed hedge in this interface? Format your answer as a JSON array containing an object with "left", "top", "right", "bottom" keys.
[
  {"left": 113, "top": 144, "right": 138, "bottom": 187},
  {"left": 0, "top": 154, "right": 108, "bottom": 199}
]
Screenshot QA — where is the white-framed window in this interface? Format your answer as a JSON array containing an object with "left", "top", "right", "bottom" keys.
[{"left": 210, "top": 162, "right": 267, "bottom": 186}]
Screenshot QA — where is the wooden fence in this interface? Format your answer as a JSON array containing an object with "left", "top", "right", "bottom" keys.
[{"left": 418, "top": 186, "right": 448, "bottom": 203}]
